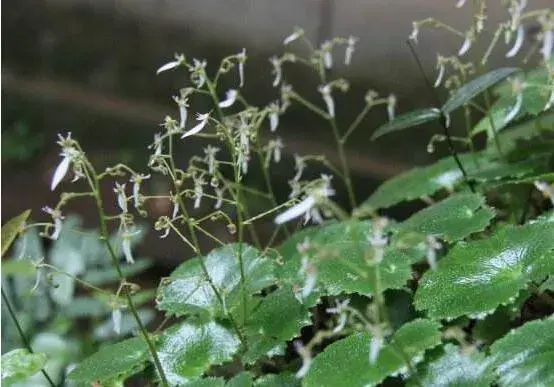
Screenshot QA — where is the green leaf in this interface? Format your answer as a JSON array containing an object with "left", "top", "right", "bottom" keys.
[
  {"left": 1, "top": 349, "right": 47, "bottom": 383},
  {"left": 304, "top": 319, "right": 442, "bottom": 387},
  {"left": 471, "top": 95, "right": 525, "bottom": 136},
  {"left": 1, "top": 259, "right": 36, "bottom": 277},
  {"left": 254, "top": 372, "right": 300, "bottom": 387},
  {"left": 415, "top": 222, "right": 554, "bottom": 320},
  {"left": 278, "top": 221, "right": 421, "bottom": 300},
  {"left": 491, "top": 113, "right": 554, "bottom": 156},
  {"left": 227, "top": 372, "right": 254, "bottom": 387},
  {"left": 398, "top": 193, "right": 495, "bottom": 242},
  {"left": 442, "top": 68, "right": 521, "bottom": 114},
  {"left": 1, "top": 210, "right": 31, "bottom": 258},
  {"left": 411, "top": 344, "right": 494, "bottom": 387},
  {"left": 371, "top": 108, "right": 441, "bottom": 140},
  {"left": 156, "top": 320, "right": 241, "bottom": 385},
  {"left": 355, "top": 153, "right": 479, "bottom": 213},
  {"left": 490, "top": 317, "right": 554, "bottom": 387},
  {"left": 243, "top": 286, "right": 312, "bottom": 364},
  {"left": 157, "top": 243, "right": 277, "bottom": 320},
  {"left": 185, "top": 377, "right": 226, "bottom": 387},
  {"left": 68, "top": 337, "right": 149, "bottom": 385},
  {"left": 470, "top": 155, "right": 552, "bottom": 184}
]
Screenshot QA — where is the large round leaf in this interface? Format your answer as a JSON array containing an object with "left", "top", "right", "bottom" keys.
[
  {"left": 355, "top": 154, "right": 479, "bottom": 213},
  {"left": 157, "top": 243, "right": 277, "bottom": 320},
  {"left": 242, "top": 286, "right": 312, "bottom": 364},
  {"left": 398, "top": 193, "right": 495, "bottom": 242},
  {"left": 410, "top": 344, "right": 494, "bottom": 387},
  {"left": 490, "top": 317, "right": 554, "bottom": 387},
  {"left": 68, "top": 337, "right": 149, "bottom": 385},
  {"left": 156, "top": 320, "right": 241, "bottom": 385},
  {"left": 304, "top": 319, "right": 442, "bottom": 387},
  {"left": 415, "top": 222, "right": 554, "bottom": 320},
  {"left": 1, "top": 349, "right": 47, "bottom": 384},
  {"left": 278, "top": 221, "right": 422, "bottom": 300}
]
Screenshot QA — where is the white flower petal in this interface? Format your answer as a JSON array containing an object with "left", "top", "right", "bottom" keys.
[
  {"left": 112, "top": 308, "right": 122, "bottom": 334},
  {"left": 387, "top": 94, "right": 396, "bottom": 121},
  {"left": 324, "top": 51, "right": 333, "bottom": 70},
  {"left": 218, "top": 89, "right": 238, "bottom": 108},
  {"left": 284, "top": 30, "right": 302, "bottom": 45},
  {"left": 506, "top": 25, "right": 524, "bottom": 58},
  {"left": 456, "top": 0, "right": 467, "bottom": 8},
  {"left": 434, "top": 64, "right": 445, "bottom": 88},
  {"left": 369, "top": 336, "right": 383, "bottom": 364},
  {"left": 275, "top": 196, "right": 316, "bottom": 224},
  {"left": 179, "top": 105, "right": 188, "bottom": 129},
  {"left": 156, "top": 60, "right": 180, "bottom": 75},
  {"left": 182, "top": 113, "right": 210, "bottom": 138},
  {"left": 458, "top": 35, "right": 472, "bottom": 56},
  {"left": 51, "top": 155, "right": 71, "bottom": 191},
  {"left": 122, "top": 238, "right": 134, "bottom": 264},
  {"left": 541, "top": 30, "right": 553, "bottom": 62}
]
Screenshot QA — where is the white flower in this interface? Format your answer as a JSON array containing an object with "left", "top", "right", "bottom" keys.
[
  {"left": 173, "top": 96, "right": 189, "bottom": 128},
  {"left": 387, "top": 94, "right": 397, "bottom": 121},
  {"left": 300, "top": 256, "right": 317, "bottom": 299},
  {"left": 218, "top": 89, "right": 238, "bottom": 108},
  {"left": 114, "top": 183, "right": 128, "bottom": 213},
  {"left": 190, "top": 58, "right": 207, "bottom": 88},
  {"left": 506, "top": 25, "right": 524, "bottom": 58},
  {"left": 284, "top": 27, "right": 304, "bottom": 45},
  {"left": 130, "top": 174, "right": 150, "bottom": 209},
  {"left": 156, "top": 54, "right": 185, "bottom": 74},
  {"left": 270, "top": 56, "right": 282, "bottom": 87},
  {"left": 112, "top": 308, "right": 122, "bottom": 334},
  {"left": 455, "top": 0, "right": 466, "bottom": 8},
  {"left": 321, "top": 40, "right": 333, "bottom": 69},
  {"left": 268, "top": 102, "right": 280, "bottom": 131},
  {"left": 237, "top": 48, "right": 246, "bottom": 87},
  {"left": 293, "top": 154, "right": 306, "bottom": 182},
  {"left": 121, "top": 231, "right": 137, "bottom": 264},
  {"left": 51, "top": 151, "right": 72, "bottom": 191},
  {"left": 434, "top": 60, "right": 445, "bottom": 88},
  {"left": 326, "top": 299, "right": 350, "bottom": 333},
  {"left": 344, "top": 35, "right": 358, "bottom": 65},
  {"left": 444, "top": 112, "right": 451, "bottom": 128},
  {"left": 182, "top": 113, "right": 210, "bottom": 138},
  {"left": 318, "top": 84, "right": 335, "bottom": 118},
  {"left": 203, "top": 145, "right": 220, "bottom": 174},
  {"left": 193, "top": 175, "right": 206, "bottom": 209},
  {"left": 458, "top": 33, "right": 472, "bottom": 56},
  {"left": 149, "top": 133, "right": 163, "bottom": 157},
  {"left": 42, "top": 206, "right": 64, "bottom": 240},
  {"left": 275, "top": 175, "right": 335, "bottom": 224},
  {"left": 294, "top": 341, "right": 312, "bottom": 379},
  {"left": 369, "top": 335, "right": 383, "bottom": 364},
  {"left": 272, "top": 137, "right": 284, "bottom": 163},
  {"left": 214, "top": 187, "right": 224, "bottom": 209},
  {"left": 368, "top": 218, "right": 389, "bottom": 263}
]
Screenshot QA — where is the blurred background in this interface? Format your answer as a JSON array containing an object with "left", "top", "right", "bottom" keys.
[{"left": 2, "top": 0, "right": 550, "bottom": 268}]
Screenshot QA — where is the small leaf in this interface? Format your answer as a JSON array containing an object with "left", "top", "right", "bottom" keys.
[
  {"left": 411, "top": 344, "right": 494, "bottom": 387},
  {"left": 157, "top": 244, "right": 277, "bottom": 320},
  {"left": 1, "top": 349, "right": 47, "bottom": 383},
  {"left": 304, "top": 319, "right": 442, "bottom": 387},
  {"left": 68, "top": 337, "right": 149, "bottom": 385},
  {"left": 490, "top": 317, "right": 554, "bottom": 387},
  {"left": 156, "top": 320, "right": 241, "bottom": 385},
  {"left": 1, "top": 210, "right": 31, "bottom": 258},
  {"left": 243, "top": 286, "right": 312, "bottom": 364},
  {"left": 278, "top": 221, "right": 421, "bottom": 300},
  {"left": 442, "top": 68, "right": 520, "bottom": 114},
  {"left": 415, "top": 222, "right": 554, "bottom": 320},
  {"left": 254, "top": 372, "right": 300, "bottom": 387},
  {"left": 356, "top": 153, "right": 479, "bottom": 213},
  {"left": 397, "top": 193, "right": 495, "bottom": 242},
  {"left": 227, "top": 372, "right": 254, "bottom": 387},
  {"left": 371, "top": 108, "right": 441, "bottom": 140}
]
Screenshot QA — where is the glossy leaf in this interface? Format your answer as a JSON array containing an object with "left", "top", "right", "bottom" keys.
[
  {"left": 68, "top": 337, "right": 149, "bottom": 385},
  {"left": 415, "top": 222, "right": 554, "bottom": 320},
  {"left": 304, "top": 319, "right": 442, "bottom": 387},
  {"left": 489, "top": 113, "right": 554, "bottom": 156},
  {"left": 1, "top": 210, "right": 31, "bottom": 258},
  {"left": 490, "top": 317, "right": 554, "bottom": 387},
  {"left": 411, "top": 344, "right": 494, "bottom": 387},
  {"left": 470, "top": 155, "right": 552, "bottom": 184},
  {"left": 157, "top": 243, "right": 277, "bottom": 319},
  {"left": 278, "top": 221, "right": 422, "bottom": 300},
  {"left": 472, "top": 95, "right": 525, "bottom": 136},
  {"left": 1, "top": 349, "right": 47, "bottom": 383},
  {"left": 227, "top": 372, "right": 254, "bottom": 387},
  {"left": 398, "top": 193, "right": 495, "bottom": 242},
  {"left": 442, "top": 68, "right": 520, "bottom": 114},
  {"left": 156, "top": 320, "right": 241, "bottom": 385},
  {"left": 371, "top": 108, "right": 441, "bottom": 140},
  {"left": 355, "top": 153, "right": 479, "bottom": 213},
  {"left": 243, "top": 286, "right": 312, "bottom": 364}
]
